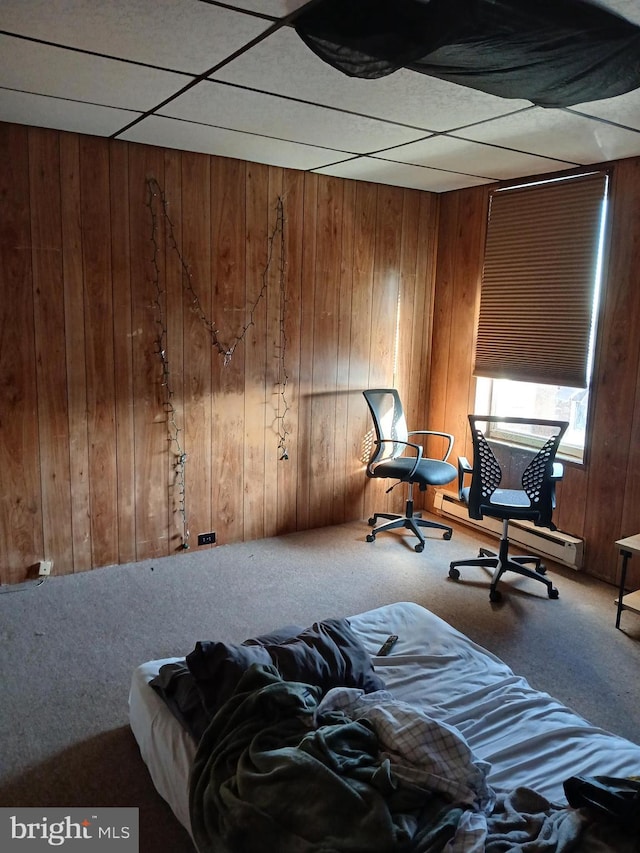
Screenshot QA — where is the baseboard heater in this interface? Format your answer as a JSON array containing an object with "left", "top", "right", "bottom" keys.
[{"left": 433, "top": 490, "right": 584, "bottom": 570}]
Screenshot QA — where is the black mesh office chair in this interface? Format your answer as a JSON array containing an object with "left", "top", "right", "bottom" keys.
[
  {"left": 448, "top": 414, "right": 568, "bottom": 601},
  {"left": 363, "top": 388, "right": 456, "bottom": 552}
]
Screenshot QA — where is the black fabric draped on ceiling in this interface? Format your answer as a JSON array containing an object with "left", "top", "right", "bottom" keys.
[{"left": 294, "top": 0, "right": 640, "bottom": 107}]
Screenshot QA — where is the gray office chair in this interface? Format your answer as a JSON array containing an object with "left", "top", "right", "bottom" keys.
[
  {"left": 363, "top": 388, "right": 456, "bottom": 552},
  {"left": 449, "top": 414, "right": 568, "bottom": 601}
]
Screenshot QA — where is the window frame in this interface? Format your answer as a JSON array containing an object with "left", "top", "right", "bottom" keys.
[{"left": 472, "top": 169, "right": 610, "bottom": 465}]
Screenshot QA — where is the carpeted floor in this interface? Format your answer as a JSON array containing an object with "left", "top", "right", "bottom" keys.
[{"left": 1, "top": 517, "right": 639, "bottom": 852}]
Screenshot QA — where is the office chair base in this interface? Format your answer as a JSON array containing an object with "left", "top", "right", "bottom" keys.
[
  {"left": 448, "top": 546, "right": 559, "bottom": 601},
  {"left": 367, "top": 506, "right": 453, "bottom": 553}
]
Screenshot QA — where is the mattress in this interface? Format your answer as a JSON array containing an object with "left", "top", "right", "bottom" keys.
[{"left": 129, "top": 600, "right": 640, "bottom": 837}]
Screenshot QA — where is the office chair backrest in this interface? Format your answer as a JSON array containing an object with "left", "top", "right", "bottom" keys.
[
  {"left": 468, "top": 415, "right": 568, "bottom": 526},
  {"left": 363, "top": 389, "right": 408, "bottom": 464}
]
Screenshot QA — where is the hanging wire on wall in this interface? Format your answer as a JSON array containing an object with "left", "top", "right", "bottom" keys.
[
  {"left": 272, "top": 198, "right": 290, "bottom": 461},
  {"left": 145, "top": 179, "right": 290, "bottom": 548},
  {"left": 146, "top": 179, "right": 190, "bottom": 549},
  {"left": 146, "top": 177, "right": 282, "bottom": 365}
]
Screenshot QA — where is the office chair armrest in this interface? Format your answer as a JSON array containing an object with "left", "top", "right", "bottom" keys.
[
  {"left": 375, "top": 438, "right": 423, "bottom": 480},
  {"left": 457, "top": 456, "right": 472, "bottom": 501},
  {"left": 407, "top": 430, "right": 455, "bottom": 462}
]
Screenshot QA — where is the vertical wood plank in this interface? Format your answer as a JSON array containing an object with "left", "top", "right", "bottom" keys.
[
  {"left": 264, "top": 166, "right": 284, "bottom": 537},
  {"left": 181, "top": 152, "right": 212, "bottom": 551},
  {"left": 444, "top": 186, "right": 488, "bottom": 472},
  {"left": 369, "top": 186, "right": 402, "bottom": 387},
  {"left": 276, "top": 168, "right": 304, "bottom": 534},
  {"left": 161, "top": 148, "right": 187, "bottom": 553},
  {"left": 109, "top": 139, "right": 137, "bottom": 565},
  {"left": 369, "top": 185, "right": 403, "bottom": 517},
  {"left": 60, "top": 132, "right": 92, "bottom": 571},
  {"left": 410, "top": 191, "right": 439, "bottom": 431},
  {"left": 395, "top": 189, "right": 420, "bottom": 417},
  {"left": 430, "top": 189, "right": 486, "bottom": 467},
  {"left": 309, "top": 175, "right": 343, "bottom": 528},
  {"left": 334, "top": 178, "right": 356, "bottom": 524},
  {"left": 79, "top": 135, "right": 118, "bottom": 567},
  {"left": 29, "top": 128, "right": 74, "bottom": 571},
  {"left": 553, "top": 461, "right": 587, "bottom": 539},
  {"left": 296, "top": 173, "right": 318, "bottom": 531},
  {"left": 348, "top": 182, "right": 377, "bottom": 524},
  {"left": 243, "top": 163, "right": 270, "bottom": 541},
  {"left": 413, "top": 191, "right": 442, "bottom": 511},
  {"left": 129, "top": 144, "right": 169, "bottom": 560},
  {"left": 0, "top": 123, "right": 42, "bottom": 582},
  {"left": 429, "top": 192, "right": 457, "bottom": 442},
  {"left": 211, "top": 156, "right": 246, "bottom": 545}
]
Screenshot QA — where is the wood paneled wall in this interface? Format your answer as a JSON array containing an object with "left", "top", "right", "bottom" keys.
[
  {"left": 0, "top": 122, "right": 439, "bottom": 583},
  {"left": 429, "top": 157, "right": 640, "bottom": 586},
  {"left": 4, "top": 118, "right": 638, "bottom": 588}
]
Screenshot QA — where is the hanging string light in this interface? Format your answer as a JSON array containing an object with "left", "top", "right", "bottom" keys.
[
  {"left": 145, "top": 179, "right": 190, "bottom": 549},
  {"left": 145, "top": 178, "right": 290, "bottom": 549},
  {"left": 272, "top": 198, "right": 290, "bottom": 461}
]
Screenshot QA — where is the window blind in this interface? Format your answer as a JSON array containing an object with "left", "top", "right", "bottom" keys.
[{"left": 473, "top": 171, "right": 607, "bottom": 388}]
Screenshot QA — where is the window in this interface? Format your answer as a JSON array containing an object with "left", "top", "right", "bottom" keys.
[
  {"left": 475, "top": 377, "right": 590, "bottom": 461},
  {"left": 473, "top": 171, "right": 609, "bottom": 463}
]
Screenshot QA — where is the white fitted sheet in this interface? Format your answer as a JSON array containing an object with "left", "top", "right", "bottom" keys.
[{"left": 129, "top": 601, "right": 640, "bottom": 835}]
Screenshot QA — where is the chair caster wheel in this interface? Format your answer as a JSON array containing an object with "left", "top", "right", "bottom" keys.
[
  {"left": 415, "top": 543, "right": 424, "bottom": 553},
  {"left": 368, "top": 517, "right": 376, "bottom": 527},
  {"left": 366, "top": 534, "right": 375, "bottom": 543},
  {"left": 548, "top": 587, "right": 559, "bottom": 599},
  {"left": 449, "top": 567, "right": 460, "bottom": 581},
  {"left": 489, "top": 588, "right": 502, "bottom": 603},
  {"left": 443, "top": 530, "right": 452, "bottom": 540}
]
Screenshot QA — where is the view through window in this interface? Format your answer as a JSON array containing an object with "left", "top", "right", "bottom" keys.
[{"left": 475, "top": 377, "right": 590, "bottom": 461}]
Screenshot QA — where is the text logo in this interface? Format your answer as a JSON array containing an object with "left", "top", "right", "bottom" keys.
[{"left": 1, "top": 808, "right": 138, "bottom": 851}]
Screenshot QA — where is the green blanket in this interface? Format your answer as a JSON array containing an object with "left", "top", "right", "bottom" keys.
[{"left": 189, "top": 664, "right": 462, "bottom": 853}]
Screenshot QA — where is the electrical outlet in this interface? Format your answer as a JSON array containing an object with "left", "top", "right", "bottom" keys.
[
  {"left": 197, "top": 532, "right": 216, "bottom": 546},
  {"left": 38, "top": 560, "right": 53, "bottom": 577}
]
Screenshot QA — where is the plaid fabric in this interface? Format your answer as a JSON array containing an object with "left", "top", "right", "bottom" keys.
[{"left": 316, "top": 687, "right": 494, "bottom": 851}]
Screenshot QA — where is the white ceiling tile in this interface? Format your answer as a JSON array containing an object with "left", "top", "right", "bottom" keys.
[
  {"left": 212, "top": 27, "right": 531, "bottom": 132},
  {"left": 119, "top": 114, "right": 350, "bottom": 171},
  {"left": 378, "top": 134, "right": 575, "bottom": 180},
  {"left": 161, "top": 80, "right": 430, "bottom": 154},
  {"left": 570, "top": 87, "right": 640, "bottom": 132},
  {"left": 0, "top": 88, "right": 140, "bottom": 136},
  {"left": 0, "top": 1, "right": 639, "bottom": 192},
  {"left": 0, "top": 36, "right": 188, "bottom": 112},
  {"left": 452, "top": 107, "right": 640, "bottom": 164},
  {"left": 313, "top": 157, "right": 494, "bottom": 193},
  {"left": 0, "top": 0, "right": 271, "bottom": 75}
]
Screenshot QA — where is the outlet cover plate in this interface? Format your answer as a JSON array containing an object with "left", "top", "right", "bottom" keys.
[{"left": 197, "top": 532, "right": 216, "bottom": 546}]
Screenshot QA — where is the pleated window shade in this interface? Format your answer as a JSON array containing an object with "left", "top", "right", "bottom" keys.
[{"left": 474, "top": 172, "right": 607, "bottom": 388}]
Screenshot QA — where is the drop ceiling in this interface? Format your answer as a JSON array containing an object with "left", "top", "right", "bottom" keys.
[{"left": 1, "top": 0, "right": 640, "bottom": 193}]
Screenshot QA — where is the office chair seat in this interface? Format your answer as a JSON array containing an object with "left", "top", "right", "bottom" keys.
[
  {"left": 363, "top": 389, "right": 456, "bottom": 553},
  {"left": 460, "top": 487, "right": 539, "bottom": 519},
  {"left": 371, "top": 457, "right": 457, "bottom": 490}
]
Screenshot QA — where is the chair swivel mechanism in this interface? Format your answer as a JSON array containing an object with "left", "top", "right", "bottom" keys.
[
  {"left": 363, "top": 388, "right": 457, "bottom": 553},
  {"left": 448, "top": 414, "right": 568, "bottom": 602}
]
